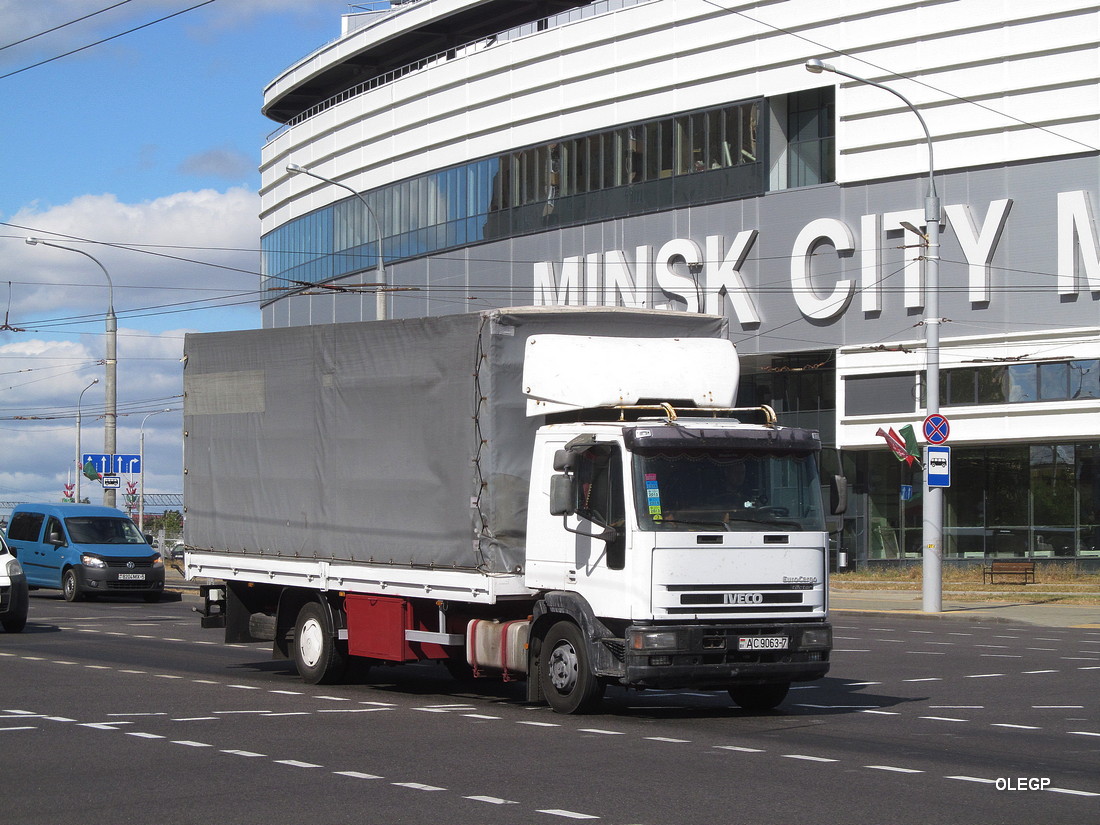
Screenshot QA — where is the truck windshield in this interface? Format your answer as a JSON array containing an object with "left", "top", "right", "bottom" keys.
[
  {"left": 632, "top": 448, "right": 825, "bottom": 532},
  {"left": 65, "top": 517, "right": 149, "bottom": 546}
]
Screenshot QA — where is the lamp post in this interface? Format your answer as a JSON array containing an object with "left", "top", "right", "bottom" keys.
[
  {"left": 75, "top": 378, "right": 100, "bottom": 505},
  {"left": 285, "top": 163, "right": 387, "bottom": 321},
  {"left": 138, "top": 408, "right": 172, "bottom": 532},
  {"left": 805, "top": 59, "right": 943, "bottom": 613},
  {"left": 27, "top": 238, "right": 119, "bottom": 508}
]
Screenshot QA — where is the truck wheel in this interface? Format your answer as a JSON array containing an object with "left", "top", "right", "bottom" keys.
[
  {"left": 293, "top": 602, "right": 347, "bottom": 685},
  {"left": 62, "top": 569, "right": 83, "bottom": 603},
  {"left": 728, "top": 682, "right": 790, "bottom": 711},
  {"left": 540, "top": 621, "right": 604, "bottom": 714}
]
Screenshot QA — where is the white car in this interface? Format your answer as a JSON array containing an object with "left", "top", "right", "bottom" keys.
[{"left": 0, "top": 533, "right": 29, "bottom": 632}]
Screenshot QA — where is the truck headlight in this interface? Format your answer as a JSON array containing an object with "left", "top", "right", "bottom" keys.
[
  {"left": 628, "top": 630, "right": 682, "bottom": 651},
  {"left": 800, "top": 627, "right": 831, "bottom": 648},
  {"left": 81, "top": 553, "right": 107, "bottom": 568}
]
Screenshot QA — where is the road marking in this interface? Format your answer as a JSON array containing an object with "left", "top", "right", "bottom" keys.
[
  {"left": 0, "top": 727, "right": 37, "bottom": 732},
  {"left": 1068, "top": 731, "right": 1100, "bottom": 737},
  {"left": 1033, "top": 705, "right": 1083, "bottom": 709},
  {"left": 227, "top": 684, "right": 260, "bottom": 690},
  {"left": 392, "top": 782, "right": 445, "bottom": 791},
  {"left": 171, "top": 740, "right": 212, "bottom": 748},
  {"left": 1022, "top": 670, "right": 1058, "bottom": 674},
  {"left": 946, "top": 776, "right": 996, "bottom": 784},
  {"left": 715, "top": 745, "right": 764, "bottom": 752},
  {"left": 964, "top": 673, "right": 1004, "bottom": 679},
  {"left": 465, "top": 796, "right": 518, "bottom": 805},
  {"left": 646, "top": 736, "right": 690, "bottom": 743},
  {"left": 783, "top": 754, "right": 838, "bottom": 763},
  {"left": 127, "top": 732, "right": 165, "bottom": 739},
  {"left": 221, "top": 749, "right": 265, "bottom": 757},
  {"left": 903, "top": 678, "right": 941, "bottom": 682},
  {"left": 518, "top": 721, "right": 560, "bottom": 727},
  {"left": 578, "top": 729, "right": 624, "bottom": 735},
  {"left": 865, "top": 765, "right": 923, "bottom": 773},
  {"left": 844, "top": 681, "right": 881, "bottom": 686},
  {"left": 992, "top": 724, "right": 1040, "bottom": 730},
  {"left": 859, "top": 710, "right": 899, "bottom": 715},
  {"left": 920, "top": 716, "right": 968, "bottom": 723},
  {"left": 275, "top": 760, "right": 322, "bottom": 768},
  {"left": 172, "top": 716, "right": 218, "bottom": 722},
  {"left": 537, "top": 810, "right": 599, "bottom": 819},
  {"left": 463, "top": 713, "right": 501, "bottom": 720},
  {"left": 314, "top": 695, "right": 349, "bottom": 701},
  {"left": 1047, "top": 787, "right": 1100, "bottom": 797},
  {"left": 334, "top": 771, "right": 381, "bottom": 779},
  {"left": 269, "top": 690, "right": 302, "bottom": 695}
]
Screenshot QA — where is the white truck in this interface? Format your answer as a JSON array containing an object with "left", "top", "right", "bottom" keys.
[{"left": 184, "top": 307, "right": 844, "bottom": 713}]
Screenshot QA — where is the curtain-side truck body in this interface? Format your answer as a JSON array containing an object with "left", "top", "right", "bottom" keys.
[{"left": 185, "top": 307, "right": 844, "bottom": 713}]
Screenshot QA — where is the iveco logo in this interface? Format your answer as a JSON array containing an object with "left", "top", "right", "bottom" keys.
[
  {"left": 724, "top": 592, "right": 763, "bottom": 604},
  {"left": 126, "top": 561, "right": 135, "bottom": 569}
]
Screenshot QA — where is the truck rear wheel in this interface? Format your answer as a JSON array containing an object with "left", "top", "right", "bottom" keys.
[
  {"left": 540, "top": 620, "right": 604, "bottom": 714},
  {"left": 728, "top": 682, "right": 790, "bottom": 711},
  {"left": 293, "top": 602, "right": 347, "bottom": 685}
]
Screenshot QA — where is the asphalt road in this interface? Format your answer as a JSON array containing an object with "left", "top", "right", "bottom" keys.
[{"left": 2, "top": 592, "right": 1098, "bottom": 825}]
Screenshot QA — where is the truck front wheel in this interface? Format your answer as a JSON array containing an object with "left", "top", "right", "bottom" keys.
[
  {"left": 293, "top": 602, "right": 347, "bottom": 685},
  {"left": 728, "top": 682, "right": 790, "bottom": 711},
  {"left": 540, "top": 621, "right": 604, "bottom": 714}
]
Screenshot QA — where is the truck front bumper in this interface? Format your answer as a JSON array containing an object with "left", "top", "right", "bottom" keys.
[{"left": 620, "top": 622, "right": 831, "bottom": 690}]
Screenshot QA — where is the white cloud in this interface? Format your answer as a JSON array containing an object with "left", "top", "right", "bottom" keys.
[{"left": 0, "top": 185, "right": 263, "bottom": 506}]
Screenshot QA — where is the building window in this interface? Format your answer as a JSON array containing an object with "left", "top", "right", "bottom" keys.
[
  {"left": 937, "top": 360, "right": 1100, "bottom": 407},
  {"left": 263, "top": 97, "right": 765, "bottom": 299},
  {"left": 786, "top": 88, "right": 835, "bottom": 187},
  {"left": 843, "top": 373, "right": 917, "bottom": 415}
]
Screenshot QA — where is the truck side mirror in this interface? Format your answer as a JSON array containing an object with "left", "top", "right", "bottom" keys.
[
  {"left": 553, "top": 449, "right": 575, "bottom": 472},
  {"left": 829, "top": 474, "right": 848, "bottom": 516},
  {"left": 549, "top": 474, "right": 575, "bottom": 516}
]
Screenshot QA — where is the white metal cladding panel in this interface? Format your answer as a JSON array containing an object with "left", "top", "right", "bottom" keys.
[{"left": 262, "top": 0, "right": 1100, "bottom": 233}]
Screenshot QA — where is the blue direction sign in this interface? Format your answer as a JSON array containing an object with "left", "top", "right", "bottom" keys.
[
  {"left": 82, "top": 453, "right": 112, "bottom": 475},
  {"left": 112, "top": 454, "right": 141, "bottom": 474},
  {"left": 81, "top": 453, "right": 141, "bottom": 475},
  {"left": 923, "top": 414, "right": 950, "bottom": 444},
  {"left": 927, "top": 445, "right": 951, "bottom": 488}
]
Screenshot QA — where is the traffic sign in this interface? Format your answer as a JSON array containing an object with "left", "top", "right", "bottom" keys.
[
  {"left": 82, "top": 453, "right": 112, "bottom": 475},
  {"left": 81, "top": 453, "right": 141, "bottom": 474},
  {"left": 112, "top": 454, "right": 142, "bottom": 474},
  {"left": 927, "top": 445, "right": 951, "bottom": 488},
  {"left": 102, "top": 476, "right": 121, "bottom": 489},
  {"left": 923, "top": 414, "right": 950, "bottom": 444}
]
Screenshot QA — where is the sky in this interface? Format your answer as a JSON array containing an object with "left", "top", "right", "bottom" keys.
[{"left": 0, "top": 0, "right": 370, "bottom": 512}]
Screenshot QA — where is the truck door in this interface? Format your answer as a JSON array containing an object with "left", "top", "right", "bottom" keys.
[{"left": 568, "top": 444, "right": 631, "bottom": 618}]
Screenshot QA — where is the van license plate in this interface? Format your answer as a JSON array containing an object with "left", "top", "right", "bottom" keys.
[
  {"left": 738, "top": 636, "right": 788, "bottom": 651},
  {"left": 117, "top": 573, "right": 146, "bottom": 581}
]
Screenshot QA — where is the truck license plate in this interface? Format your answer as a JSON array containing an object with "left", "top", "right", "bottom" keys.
[
  {"left": 117, "top": 573, "right": 146, "bottom": 581},
  {"left": 738, "top": 635, "right": 788, "bottom": 651}
]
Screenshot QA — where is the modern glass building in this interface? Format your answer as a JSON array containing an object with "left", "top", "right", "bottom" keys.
[{"left": 260, "top": 0, "right": 1100, "bottom": 570}]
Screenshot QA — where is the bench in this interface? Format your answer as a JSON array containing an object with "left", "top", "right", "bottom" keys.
[{"left": 982, "top": 561, "right": 1036, "bottom": 584}]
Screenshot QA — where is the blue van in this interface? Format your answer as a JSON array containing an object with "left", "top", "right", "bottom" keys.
[{"left": 5, "top": 504, "right": 165, "bottom": 603}]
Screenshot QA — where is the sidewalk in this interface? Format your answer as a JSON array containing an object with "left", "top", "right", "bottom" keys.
[{"left": 830, "top": 587, "right": 1100, "bottom": 628}]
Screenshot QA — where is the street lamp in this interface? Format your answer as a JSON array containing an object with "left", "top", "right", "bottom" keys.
[
  {"left": 138, "top": 408, "right": 172, "bottom": 532},
  {"left": 805, "top": 58, "right": 943, "bottom": 613},
  {"left": 27, "top": 238, "right": 119, "bottom": 508},
  {"left": 285, "top": 163, "right": 387, "bottom": 321},
  {"left": 74, "top": 378, "right": 100, "bottom": 505}
]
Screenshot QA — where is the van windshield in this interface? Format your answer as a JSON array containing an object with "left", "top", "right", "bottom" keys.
[{"left": 65, "top": 517, "right": 148, "bottom": 546}]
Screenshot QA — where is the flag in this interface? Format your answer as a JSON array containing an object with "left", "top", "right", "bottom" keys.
[
  {"left": 876, "top": 427, "right": 915, "bottom": 466},
  {"left": 82, "top": 461, "right": 102, "bottom": 482},
  {"left": 898, "top": 424, "right": 923, "bottom": 467}
]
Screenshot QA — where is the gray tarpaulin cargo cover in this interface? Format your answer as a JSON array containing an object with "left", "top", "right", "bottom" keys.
[{"left": 183, "top": 306, "right": 728, "bottom": 574}]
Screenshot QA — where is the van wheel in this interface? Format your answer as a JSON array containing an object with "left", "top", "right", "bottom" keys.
[
  {"left": 292, "top": 602, "right": 347, "bottom": 685},
  {"left": 62, "top": 569, "right": 83, "bottom": 603},
  {"left": 539, "top": 621, "right": 604, "bottom": 714},
  {"left": 728, "top": 682, "right": 790, "bottom": 711}
]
